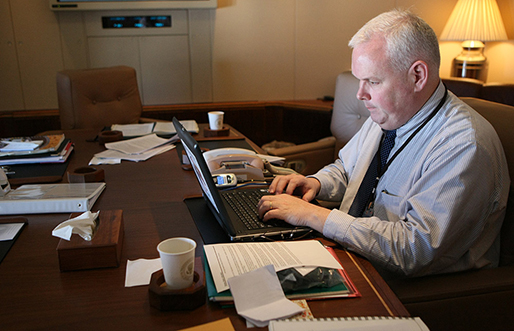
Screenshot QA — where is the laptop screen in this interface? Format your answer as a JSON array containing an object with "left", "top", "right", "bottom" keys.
[{"left": 173, "top": 117, "right": 223, "bottom": 215}]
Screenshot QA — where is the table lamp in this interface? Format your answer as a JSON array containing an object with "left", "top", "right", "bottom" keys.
[{"left": 440, "top": 0, "right": 508, "bottom": 81}]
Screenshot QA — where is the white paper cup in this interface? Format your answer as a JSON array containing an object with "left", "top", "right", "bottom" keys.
[
  {"left": 157, "top": 237, "right": 196, "bottom": 290},
  {"left": 208, "top": 111, "right": 224, "bottom": 130}
]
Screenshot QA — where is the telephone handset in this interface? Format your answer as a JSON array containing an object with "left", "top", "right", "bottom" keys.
[
  {"left": 202, "top": 147, "right": 299, "bottom": 183},
  {"left": 205, "top": 148, "right": 265, "bottom": 182},
  {"left": 203, "top": 148, "right": 257, "bottom": 162}
]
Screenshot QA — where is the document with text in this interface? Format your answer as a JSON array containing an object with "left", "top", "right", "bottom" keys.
[{"left": 204, "top": 240, "right": 343, "bottom": 293}]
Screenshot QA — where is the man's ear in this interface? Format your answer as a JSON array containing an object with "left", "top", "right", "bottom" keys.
[{"left": 409, "top": 61, "right": 429, "bottom": 92}]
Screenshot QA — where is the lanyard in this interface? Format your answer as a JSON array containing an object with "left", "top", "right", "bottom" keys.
[{"left": 364, "top": 87, "right": 449, "bottom": 216}]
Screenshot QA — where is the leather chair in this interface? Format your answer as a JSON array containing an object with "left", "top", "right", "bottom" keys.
[
  {"left": 56, "top": 66, "right": 153, "bottom": 130},
  {"left": 267, "top": 71, "right": 370, "bottom": 175},
  {"left": 442, "top": 76, "right": 514, "bottom": 107}
]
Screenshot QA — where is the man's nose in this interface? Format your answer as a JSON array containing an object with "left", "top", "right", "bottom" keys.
[{"left": 356, "top": 82, "right": 370, "bottom": 101}]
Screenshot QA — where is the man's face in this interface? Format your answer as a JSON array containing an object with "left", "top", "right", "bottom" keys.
[{"left": 351, "top": 37, "right": 415, "bottom": 130}]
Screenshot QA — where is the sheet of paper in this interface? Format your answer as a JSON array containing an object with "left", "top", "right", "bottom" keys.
[
  {"left": 204, "top": 240, "right": 342, "bottom": 293},
  {"left": 89, "top": 157, "right": 121, "bottom": 165},
  {"left": 228, "top": 265, "right": 304, "bottom": 328},
  {"left": 111, "top": 123, "right": 154, "bottom": 137},
  {"left": 0, "top": 223, "right": 24, "bottom": 241},
  {"left": 125, "top": 258, "right": 162, "bottom": 287},
  {"left": 154, "top": 120, "right": 199, "bottom": 134},
  {"left": 94, "top": 144, "right": 175, "bottom": 162},
  {"left": 105, "top": 134, "right": 177, "bottom": 155}
]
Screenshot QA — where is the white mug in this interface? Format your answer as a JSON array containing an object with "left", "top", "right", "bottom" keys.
[
  {"left": 157, "top": 237, "right": 196, "bottom": 290},
  {"left": 208, "top": 111, "right": 224, "bottom": 130}
]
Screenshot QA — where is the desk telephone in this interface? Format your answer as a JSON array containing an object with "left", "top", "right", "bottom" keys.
[
  {"left": 203, "top": 148, "right": 297, "bottom": 183},
  {"left": 204, "top": 148, "right": 265, "bottom": 182}
]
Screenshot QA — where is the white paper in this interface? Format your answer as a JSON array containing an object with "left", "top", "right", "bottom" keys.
[
  {"left": 51, "top": 211, "right": 99, "bottom": 241},
  {"left": 105, "top": 134, "right": 177, "bottom": 155},
  {"left": 125, "top": 258, "right": 162, "bottom": 287},
  {"left": 204, "top": 240, "right": 342, "bottom": 293},
  {"left": 111, "top": 123, "right": 154, "bottom": 137},
  {"left": 111, "top": 120, "right": 199, "bottom": 137},
  {"left": 89, "top": 156, "right": 121, "bottom": 165},
  {"left": 154, "top": 120, "right": 199, "bottom": 134},
  {"left": 0, "top": 141, "right": 42, "bottom": 152},
  {"left": 0, "top": 223, "right": 24, "bottom": 241},
  {"left": 228, "top": 265, "right": 304, "bottom": 328},
  {"left": 94, "top": 144, "right": 175, "bottom": 162}
]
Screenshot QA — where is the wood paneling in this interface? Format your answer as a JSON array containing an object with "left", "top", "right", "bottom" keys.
[{"left": 0, "top": 100, "right": 333, "bottom": 147}]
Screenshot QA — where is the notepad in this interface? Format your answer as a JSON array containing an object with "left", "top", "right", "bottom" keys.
[{"left": 269, "top": 316, "right": 430, "bottom": 331}]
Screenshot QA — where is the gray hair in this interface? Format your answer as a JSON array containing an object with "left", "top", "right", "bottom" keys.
[{"left": 349, "top": 9, "right": 440, "bottom": 73}]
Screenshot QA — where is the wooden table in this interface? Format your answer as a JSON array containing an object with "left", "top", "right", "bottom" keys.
[{"left": 0, "top": 126, "right": 408, "bottom": 330}]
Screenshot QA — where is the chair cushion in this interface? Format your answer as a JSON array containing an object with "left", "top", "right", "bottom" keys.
[
  {"left": 331, "top": 72, "right": 370, "bottom": 155},
  {"left": 57, "top": 66, "right": 142, "bottom": 130}
]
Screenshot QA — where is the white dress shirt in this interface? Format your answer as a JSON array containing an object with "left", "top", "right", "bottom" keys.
[{"left": 313, "top": 82, "right": 510, "bottom": 277}]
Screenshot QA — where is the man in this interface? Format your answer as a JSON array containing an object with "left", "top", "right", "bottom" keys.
[{"left": 258, "top": 9, "right": 510, "bottom": 278}]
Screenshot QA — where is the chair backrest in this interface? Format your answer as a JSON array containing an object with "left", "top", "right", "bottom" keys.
[
  {"left": 442, "top": 77, "right": 514, "bottom": 108},
  {"left": 331, "top": 71, "right": 370, "bottom": 157},
  {"left": 461, "top": 97, "right": 514, "bottom": 266},
  {"left": 56, "top": 66, "right": 143, "bottom": 130},
  {"left": 481, "top": 84, "right": 514, "bottom": 107},
  {"left": 441, "top": 77, "right": 483, "bottom": 98}
]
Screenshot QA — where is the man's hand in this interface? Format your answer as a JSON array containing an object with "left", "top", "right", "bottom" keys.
[
  {"left": 268, "top": 174, "right": 321, "bottom": 202},
  {"left": 257, "top": 194, "right": 329, "bottom": 233},
  {"left": 258, "top": 175, "right": 329, "bottom": 233}
]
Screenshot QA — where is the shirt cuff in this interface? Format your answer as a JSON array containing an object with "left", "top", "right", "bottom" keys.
[{"left": 322, "top": 209, "right": 355, "bottom": 244}]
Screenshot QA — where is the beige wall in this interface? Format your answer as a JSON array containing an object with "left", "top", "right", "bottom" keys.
[
  {"left": 210, "top": 0, "right": 514, "bottom": 103},
  {"left": 4, "top": 0, "right": 513, "bottom": 110}
]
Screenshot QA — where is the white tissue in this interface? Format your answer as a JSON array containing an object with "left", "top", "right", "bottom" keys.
[
  {"left": 52, "top": 211, "right": 99, "bottom": 241},
  {"left": 228, "top": 265, "right": 304, "bottom": 327}
]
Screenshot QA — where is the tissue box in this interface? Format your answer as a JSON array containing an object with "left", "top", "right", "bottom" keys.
[{"left": 57, "top": 210, "right": 124, "bottom": 272}]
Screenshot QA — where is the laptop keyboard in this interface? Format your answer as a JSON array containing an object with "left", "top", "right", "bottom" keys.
[{"left": 222, "top": 189, "right": 275, "bottom": 230}]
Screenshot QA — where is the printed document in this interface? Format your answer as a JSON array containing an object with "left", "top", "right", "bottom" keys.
[{"left": 204, "top": 240, "right": 342, "bottom": 293}]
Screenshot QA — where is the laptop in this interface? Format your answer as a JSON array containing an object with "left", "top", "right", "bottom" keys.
[{"left": 173, "top": 117, "right": 312, "bottom": 241}]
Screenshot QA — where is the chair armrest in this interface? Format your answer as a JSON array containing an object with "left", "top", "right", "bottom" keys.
[
  {"left": 387, "top": 265, "right": 514, "bottom": 304},
  {"left": 269, "top": 137, "right": 336, "bottom": 156},
  {"left": 267, "top": 137, "right": 336, "bottom": 175},
  {"left": 387, "top": 266, "right": 514, "bottom": 330}
]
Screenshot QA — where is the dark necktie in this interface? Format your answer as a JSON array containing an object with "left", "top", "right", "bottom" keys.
[{"left": 348, "top": 129, "right": 396, "bottom": 217}]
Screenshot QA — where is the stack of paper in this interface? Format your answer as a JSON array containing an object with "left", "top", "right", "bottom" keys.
[
  {"left": 203, "top": 240, "right": 360, "bottom": 302},
  {"left": 90, "top": 134, "right": 178, "bottom": 165}
]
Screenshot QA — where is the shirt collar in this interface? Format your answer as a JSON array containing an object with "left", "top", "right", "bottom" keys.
[{"left": 396, "top": 81, "right": 446, "bottom": 138}]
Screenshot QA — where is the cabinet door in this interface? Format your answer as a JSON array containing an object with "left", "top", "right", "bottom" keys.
[
  {"left": 88, "top": 36, "right": 142, "bottom": 91},
  {"left": 140, "top": 35, "right": 192, "bottom": 105},
  {"left": 10, "top": 0, "right": 63, "bottom": 110},
  {"left": 0, "top": 0, "right": 23, "bottom": 111}
]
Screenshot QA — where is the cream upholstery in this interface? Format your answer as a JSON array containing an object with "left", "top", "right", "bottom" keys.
[{"left": 268, "top": 71, "right": 369, "bottom": 174}]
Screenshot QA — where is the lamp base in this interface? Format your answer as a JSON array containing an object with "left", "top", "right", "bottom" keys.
[{"left": 451, "top": 40, "right": 487, "bottom": 82}]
